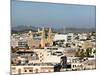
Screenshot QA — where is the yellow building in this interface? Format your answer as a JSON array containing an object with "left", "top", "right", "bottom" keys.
[
  {"left": 47, "top": 28, "right": 53, "bottom": 46},
  {"left": 82, "top": 41, "right": 94, "bottom": 49},
  {"left": 40, "top": 27, "right": 46, "bottom": 48},
  {"left": 27, "top": 28, "right": 53, "bottom": 49},
  {"left": 39, "top": 27, "right": 53, "bottom": 48}
]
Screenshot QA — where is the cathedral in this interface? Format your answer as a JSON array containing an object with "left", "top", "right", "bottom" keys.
[{"left": 27, "top": 27, "right": 53, "bottom": 49}]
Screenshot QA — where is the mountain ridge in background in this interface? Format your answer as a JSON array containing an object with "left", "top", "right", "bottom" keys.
[{"left": 11, "top": 25, "right": 96, "bottom": 33}]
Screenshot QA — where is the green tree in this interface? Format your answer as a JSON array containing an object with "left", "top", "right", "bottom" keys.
[
  {"left": 75, "top": 49, "right": 81, "bottom": 57},
  {"left": 80, "top": 49, "right": 85, "bottom": 59},
  {"left": 25, "top": 44, "right": 29, "bottom": 49},
  {"left": 85, "top": 48, "right": 92, "bottom": 57},
  {"left": 75, "top": 51, "right": 79, "bottom": 57},
  {"left": 93, "top": 49, "right": 96, "bottom": 54},
  {"left": 11, "top": 46, "right": 19, "bottom": 53}
]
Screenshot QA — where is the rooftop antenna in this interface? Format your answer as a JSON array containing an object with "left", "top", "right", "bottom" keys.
[{"left": 63, "top": 26, "right": 66, "bottom": 34}]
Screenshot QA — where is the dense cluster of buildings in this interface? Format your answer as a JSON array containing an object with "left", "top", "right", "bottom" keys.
[{"left": 11, "top": 27, "right": 96, "bottom": 74}]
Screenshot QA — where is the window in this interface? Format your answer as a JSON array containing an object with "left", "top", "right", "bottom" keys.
[
  {"left": 12, "top": 67, "right": 16, "bottom": 73},
  {"left": 73, "top": 65, "right": 75, "bottom": 67},
  {"left": 40, "top": 60, "right": 42, "bottom": 62},
  {"left": 29, "top": 69, "right": 33, "bottom": 72},
  {"left": 24, "top": 70, "right": 27, "bottom": 72}
]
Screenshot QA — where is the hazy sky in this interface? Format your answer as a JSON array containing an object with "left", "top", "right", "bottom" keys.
[{"left": 11, "top": 0, "right": 96, "bottom": 28}]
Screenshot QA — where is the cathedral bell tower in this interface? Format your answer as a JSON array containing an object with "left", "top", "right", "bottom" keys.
[
  {"left": 27, "top": 30, "right": 34, "bottom": 49},
  {"left": 47, "top": 28, "right": 53, "bottom": 46},
  {"left": 40, "top": 27, "right": 45, "bottom": 48}
]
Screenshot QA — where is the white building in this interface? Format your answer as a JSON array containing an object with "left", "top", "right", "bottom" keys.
[
  {"left": 82, "top": 58, "right": 96, "bottom": 70},
  {"left": 53, "top": 33, "right": 74, "bottom": 47},
  {"left": 53, "top": 34, "right": 67, "bottom": 42},
  {"left": 12, "top": 66, "right": 54, "bottom": 74},
  {"left": 78, "top": 33, "right": 87, "bottom": 40}
]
